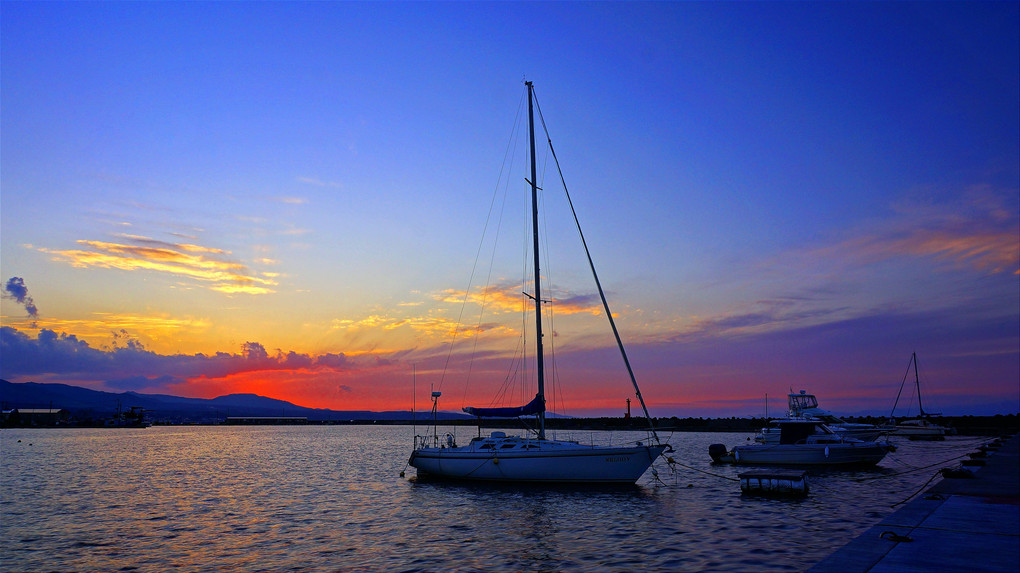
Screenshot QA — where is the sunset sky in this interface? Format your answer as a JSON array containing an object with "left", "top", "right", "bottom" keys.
[{"left": 2, "top": 2, "right": 1017, "bottom": 418}]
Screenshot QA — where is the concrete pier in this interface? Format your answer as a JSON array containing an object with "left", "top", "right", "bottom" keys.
[{"left": 809, "top": 433, "right": 1019, "bottom": 572}]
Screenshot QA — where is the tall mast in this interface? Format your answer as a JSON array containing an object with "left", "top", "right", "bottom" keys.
[
  {"left": 913, "top": 352, "right": 926, "bottom": 417},
  {"left": 527, "top": 81, "right": 546, "bottom": 440}
]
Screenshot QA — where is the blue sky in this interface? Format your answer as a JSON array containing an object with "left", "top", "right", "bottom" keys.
[{"left": 2, "top": 1, "right": 1017, "bottom": 417}]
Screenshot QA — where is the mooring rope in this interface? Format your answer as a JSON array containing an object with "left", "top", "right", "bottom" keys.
[
  {"left": 890, "top": 469, "right": 945, "bottom": 507},
  {"left": 854, "top": 451, "right": 974, "bottom": 482},
  {"left": 662, "top": 457, "right": 740, "bottom": 483}
]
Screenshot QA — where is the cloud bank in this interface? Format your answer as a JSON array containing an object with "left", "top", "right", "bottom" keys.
[{"left": 0, "top": 326, "right": 369, "bottom": 400}]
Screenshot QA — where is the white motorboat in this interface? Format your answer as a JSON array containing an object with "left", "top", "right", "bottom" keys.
[
  {"left": 888, "top": 352, "right": 954, "bottom": 440},
  {"left": 710, "top": 420, "right": 895, "bottom": 466},
  {"left": 756, "top": 390, "right": 888, "bottom": 444},
  {"left": 407, "top": 81, "right": 668, "bottom": 483}
]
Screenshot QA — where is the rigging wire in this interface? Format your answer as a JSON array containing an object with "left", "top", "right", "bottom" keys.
[
  {"left": 890, "top": 352, "right": 945, "bottom": 419},
  {"left": 536, "top": 125, "right": 564, "bottom": 419},
  {"left": 465, "top": 120, "right": 524, "bottom": 407},
  {"left": 889, "top": 353, "right": 914, "bottom": 419},
  {"left": 912, "top": 353, "right": 944, "bottom": 416},
  {"left": 454, "top": 82, "right": 543, "bottom": 415},
  {"left": 438, "top": 88, "right": 526, "bottom": 397},
  {"left": 484, "top": 84, "right": 560, "bottom": 415},
  {"left": 531, "top": 84, "right": 661, "bottom": 444}
]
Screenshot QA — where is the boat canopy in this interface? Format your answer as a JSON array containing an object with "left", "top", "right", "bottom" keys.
[{"left": 463, "top": 394, "right": 544, "bottom": 418}]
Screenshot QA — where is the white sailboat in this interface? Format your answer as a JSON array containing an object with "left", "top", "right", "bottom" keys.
[
  {"left": 888, "top": 352, "right": 953, "bottom": 440},
  {"left": 407, "top": 81, "right": 669, "bottom": 483}
]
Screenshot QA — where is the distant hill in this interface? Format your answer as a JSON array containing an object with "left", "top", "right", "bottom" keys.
[{"left": 0, "top": 380, "right": 472, "bottom": 423}]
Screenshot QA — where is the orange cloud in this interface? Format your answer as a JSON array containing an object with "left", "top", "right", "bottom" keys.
[
  {"left": 883, "top": 228, "right": 1018, "bottom": 274},
  {"left": 0, "top": 313, "right": 213, "bottom": 355},
  {"left": 812, "top": 191, "right": 1020, "bottom": 275},
  {"left": 437, "top": 283, "right": 602, "bottom": 316},
  {"left": 41, "top": 236, "right": 277, "bottom": 294},
  {"left": 437, "top": 285, "right": 526, "bottom": 313},
  {"left": 825, "top": 226, "right": 1019, "bottom": 276},
  {"left": 41, "top": 313, "right": 208, "bottom": 335},
  {"left": 330, "top": 313, "right": 515, "bottom": 341}
]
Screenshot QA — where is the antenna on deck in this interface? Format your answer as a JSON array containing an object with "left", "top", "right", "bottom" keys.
[{"left": 430, "top": 386, "right": 442, "bottom": 447}]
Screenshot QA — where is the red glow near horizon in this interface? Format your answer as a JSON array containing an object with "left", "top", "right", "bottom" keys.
[{"left": 158, "top": 366, "right": 916, "bottom": 418}]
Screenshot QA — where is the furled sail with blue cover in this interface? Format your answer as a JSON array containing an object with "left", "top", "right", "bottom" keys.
[{"left": 462, "top": 394, "right": 544, "bottom": 417}]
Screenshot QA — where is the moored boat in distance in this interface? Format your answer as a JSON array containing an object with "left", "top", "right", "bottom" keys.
[
  {"left": 710, "top": 420, "right": 895, "bottom": 466},
  {"left": 104, "top": 403, "right": 151, "bottom": 428},
  {"left": 888, "top": 352, "right": 954, "bottom": 440},
  {"left": 757, "top": 390, "right": 889, "bottom": 444},
  {"left": 890, "top": 417, "right": 950, "bottom": 440}
]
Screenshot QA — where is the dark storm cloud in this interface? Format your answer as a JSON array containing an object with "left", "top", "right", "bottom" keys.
[{"left": 3, "top": 277, "right": 39, "bottom": 317}]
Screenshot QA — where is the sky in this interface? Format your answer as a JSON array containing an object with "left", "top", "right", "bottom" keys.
[{"left": 2, "top": 1, "right": 1018, "bottom": 418}]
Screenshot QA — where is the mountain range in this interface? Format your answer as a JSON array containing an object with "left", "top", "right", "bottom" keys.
[{"left": 0, "top": 380, "right": 471, "bottom": 422}]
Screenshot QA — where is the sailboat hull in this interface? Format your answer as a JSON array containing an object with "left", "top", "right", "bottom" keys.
[
  {"left": 409, "top": 438, "right": 667, "bottom": 483},
  {"left": 890, "top": 421, "right": 948, "bottom": 440}
]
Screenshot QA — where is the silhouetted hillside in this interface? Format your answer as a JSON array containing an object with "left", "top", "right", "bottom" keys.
[{"left": 0, "top": 380, "right": 471, "bottom": 423}]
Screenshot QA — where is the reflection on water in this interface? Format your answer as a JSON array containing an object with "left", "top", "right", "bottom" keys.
[{"left": 0, "top": 425, "right": 990, "bottom": 571}]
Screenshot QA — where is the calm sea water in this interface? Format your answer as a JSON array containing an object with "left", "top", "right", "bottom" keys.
[{"left": 0, "top": 425, "right": 990, "bottom": 572}]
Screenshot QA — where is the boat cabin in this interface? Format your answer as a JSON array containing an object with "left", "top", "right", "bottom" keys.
[
  {"left": 789, "top": 391, "right": 819, "bottom": 413},
  {"left": 462, "top": 430, "right": 585, "bottom": 452},
  {"left": 787, "top": 391, "right": 849, "bottom": 425},
  {"left": 469, "top": 431, "right": 543, "bottom": 450},
  {"left": 773, "top": 420, "right": 838, "bottom": 445}
]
